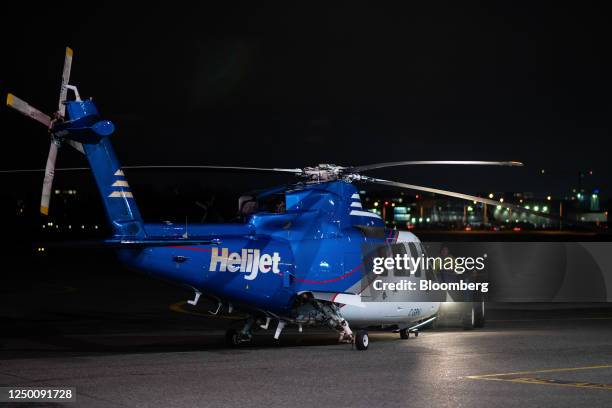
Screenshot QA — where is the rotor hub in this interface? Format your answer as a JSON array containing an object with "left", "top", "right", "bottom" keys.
[{"left": 300, "top": 164, "right": 347, "bottom": 182}]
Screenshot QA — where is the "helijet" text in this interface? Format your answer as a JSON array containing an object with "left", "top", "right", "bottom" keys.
[{"left": 209, "top": 247, "right": 282, "bottom": 280}]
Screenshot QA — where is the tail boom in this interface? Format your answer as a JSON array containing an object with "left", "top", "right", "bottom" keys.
[{"left": 59, "top": 99, "right": 145, "bottom": 238}]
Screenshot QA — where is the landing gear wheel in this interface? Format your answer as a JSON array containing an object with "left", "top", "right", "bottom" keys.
[
  {"left": 355, "top": 330, "right": 369, "bottom": 350},
  {"left": 414, "top": 331, "right": 419, "bottom": 337},
  {"left": 462, "top": 303, "right": 475, "bottom": 330},
  {"left": 399, "top": 329, "right": 409, "bottom": 339},
  {"left": 225, "top": 329, "right": 242, "bottom": 347},
  {"left": 474, "top": 301, "right": 485, "bottom": 328}
]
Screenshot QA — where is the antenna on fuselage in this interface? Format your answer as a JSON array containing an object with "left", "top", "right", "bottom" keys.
[{"left": 182, "top": 216, "right": 189, "bottom": 239}]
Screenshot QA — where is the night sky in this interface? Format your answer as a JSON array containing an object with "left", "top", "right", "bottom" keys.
[{"left": 2, "top": 2, "right": 611, "bottom": 199}]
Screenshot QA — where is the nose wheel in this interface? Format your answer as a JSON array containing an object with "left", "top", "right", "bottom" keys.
[{"left": 355, "top": 330, "right": 369, "bottom": 350}]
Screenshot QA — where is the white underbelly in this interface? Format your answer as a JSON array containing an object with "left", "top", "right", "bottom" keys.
[{"left": 342, "top": 301, "right": 440, "bottom": 328}]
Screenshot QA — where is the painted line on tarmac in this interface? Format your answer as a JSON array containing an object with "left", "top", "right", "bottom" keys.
[
  {"left": 506, "top": 377, "right": 612, "bottom": 390},
  {"left": 467, "top": 364, "right": 612, "bottom": 391}
]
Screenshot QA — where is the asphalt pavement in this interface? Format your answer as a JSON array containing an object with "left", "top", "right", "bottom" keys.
[{"left": 1, "top": 255, "right": 611, "bottom": 407}]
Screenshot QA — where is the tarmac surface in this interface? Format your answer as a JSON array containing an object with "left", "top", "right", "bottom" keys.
[{"left": 1, "top": 253, "right": 612, "bottom": 407}]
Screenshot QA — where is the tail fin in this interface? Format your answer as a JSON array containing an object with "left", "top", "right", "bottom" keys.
[
  {"left": 7, "top": 46, "right": 145, "bottom": 238},
  {"left": 61, "top": 99, "right": 145, "bottom": 239}
]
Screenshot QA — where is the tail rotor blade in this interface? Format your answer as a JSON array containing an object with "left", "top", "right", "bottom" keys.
[
  {"left": 40, "top": 142, "right": 59, "bottom": 215},
  {"left": 58, "top": 47, "right": 73, "bottom": 117},
  {"left": 6, "top": 94, "right": 52, "bottom": 127}
]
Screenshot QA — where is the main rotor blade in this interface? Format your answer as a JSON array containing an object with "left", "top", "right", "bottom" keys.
[
  {"left": 40, "top": 142, "right": 58, "bottom": 215},
  {"left": 364, "top": 176, "right": 566, "bottom": 224},
  {"left": 58, "top": 47, "right": 73, "bottom": 117},
  {"left": 349, "top": 161, "right": 523, "bottom": 173},
  {"left": 120, "top": 165, "right": 304, "bottom": 174},
  {"left": 6, "top": 94, "right": 52, "bottom": 127},
  {"left": 0, "top": 165, "right": 303, "bottom": 174}
]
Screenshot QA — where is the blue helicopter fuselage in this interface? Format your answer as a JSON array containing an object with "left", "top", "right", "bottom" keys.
[{"left": 118, "top": 181, "right": 387, "bottom": 317}]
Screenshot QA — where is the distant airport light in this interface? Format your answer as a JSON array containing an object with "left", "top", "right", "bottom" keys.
[
  {"left": 374, "top": 202, "right": 379, "bottom": 207},
  {"left": 499, "top": 198, "right": 504, "bottom": 203},
  {"left": 488, "top": 193, "right": 494, "bottom": 199},
  {"left": 547, "top": 195, "right": 552, "bottom": 201},
  {"left": 534, "top": 206, "right": 539, "bottom": 211}
]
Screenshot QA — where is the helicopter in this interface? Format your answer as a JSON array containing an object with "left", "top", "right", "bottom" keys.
[{"left": 6, "top": 47, "right": 536, "bottom": 350}]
